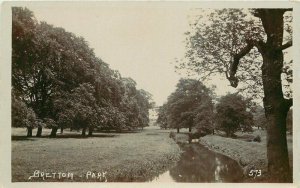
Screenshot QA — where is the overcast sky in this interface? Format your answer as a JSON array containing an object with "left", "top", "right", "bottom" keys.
[{"left": 26, "top": 3, "right": 236, "bottom": 106}]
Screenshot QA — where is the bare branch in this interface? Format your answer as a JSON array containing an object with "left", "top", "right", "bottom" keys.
[
  {"left": 228, "top": 40, "right": 265, "bottom": 88},
  {"left": 276, "top": 41, "right": 292, "bottom": 51},
  {"left": 228, "top": 41, "right": 254, "bottom": 87}
]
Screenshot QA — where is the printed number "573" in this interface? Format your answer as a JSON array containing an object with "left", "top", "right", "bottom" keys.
[{"left": 248, "top": 170, "right": 262, "bottom": 178}]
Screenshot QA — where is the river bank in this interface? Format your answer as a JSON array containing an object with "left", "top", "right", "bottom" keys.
[
  {"left": 199, "top": 134, "right": 267, "bottom": 181},
  {"left": 199, "top": 130, "right": 293, "bottom": 182},
  {"left": 12, "top": 127, "right": 181, "bottom": 182},
  {"left": 172, "top": 129, "right": 293, "bottom": 182},
  {"left": 153, "top": 142, "right": 244, "bottom": 182}
]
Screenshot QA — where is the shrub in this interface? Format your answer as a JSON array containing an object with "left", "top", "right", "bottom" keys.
[
  {"left": 253, "top": 135, "right": 261, "bottom": 142},
  {"left": 216, "top": 93, "right": 254, "bottom": 138},
  {"left": 169, "top": 131, "right": 176, "bottom": 140}
]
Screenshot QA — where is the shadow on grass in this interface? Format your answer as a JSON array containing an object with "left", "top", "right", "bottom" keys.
[
  {"left": 96, "top": 130, "right": 142, "bottom": 134},
  {"left": 154, "top": 131, "right": 176, "bottom": 134},
  {"left": 146, "top": 133, "right": 159, "bottom": 136},
  {"left": 236, "top": 134, "right": 255, "bottom": 142},
  {"left": 11, "top": 136, "right": 36, "bottom": 141},
  {"left": 12, "top": 134, "right": 118, "bottom": 140}
]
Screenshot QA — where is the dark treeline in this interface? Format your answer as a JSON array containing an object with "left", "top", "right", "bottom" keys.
[
  {"left": 12, "top": 7, "right": 153, "bottom": 137},
  {"left": 157, "top": 78, "right": 292, "bottom": 137}
]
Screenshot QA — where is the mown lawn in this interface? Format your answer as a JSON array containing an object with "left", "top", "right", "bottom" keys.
[{"left": 12, "top": 127, "right": 181, "bottom": 182}]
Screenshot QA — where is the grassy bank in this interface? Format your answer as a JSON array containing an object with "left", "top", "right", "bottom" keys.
[
  {"left": 167, "top": 128, "right": 293, "bottom": 182},
  {"left": 12, "top": 127, "right": 181, "bottom": 182},
  {"left": 199, "top": 129, "right": 293, "bottom": 181}
]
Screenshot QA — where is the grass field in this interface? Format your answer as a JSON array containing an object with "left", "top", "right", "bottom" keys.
[
  {"left": 12, "top": 127, "right": 181, "bottom": 182},
  {"left": 11, "top": 127, "right": 293, "bottom": 182}
]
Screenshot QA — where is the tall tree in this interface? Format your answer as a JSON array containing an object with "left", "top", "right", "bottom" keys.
[
  {"left": 12, "top": 90, "right": 37, "bottom": 137},
  {"left": 135, "top": 89, "right": 153, "bottom": 129},
  {"left": 156, "top": 104, "right": 169, "bottom": 129},
  {"left": 216, "top": 93, "right": 253, "bottom": 137},
  {"left": 194, "top": 99, "right": 215, "bottom": 135},
  {"left": 180, "top": 8, "right": 293, "bottom": 182},
  {"left": 165, "top": 79, "right": 213, "bottom": 133}
]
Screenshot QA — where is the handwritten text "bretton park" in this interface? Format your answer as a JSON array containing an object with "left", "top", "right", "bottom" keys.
[{"left": 28, "top": 170, "right": 107, "bottom": 181}]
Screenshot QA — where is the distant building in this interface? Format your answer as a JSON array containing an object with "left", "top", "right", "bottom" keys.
[{"left": 149, "top": 108, "right": 158, "bottom": 126}]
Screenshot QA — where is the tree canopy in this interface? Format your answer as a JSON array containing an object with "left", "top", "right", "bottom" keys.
[
  {"left": 156, "top": 79, "right": 214, "bottom": 133},
  {"left": 12, "top": 7, "right": 153, "bottom": 137},
  {"left": 216, "top": 93, "right": 253, "bottom": 137},
  {"left": 177, "top": 9, "right": 292, "bottom": 100}
]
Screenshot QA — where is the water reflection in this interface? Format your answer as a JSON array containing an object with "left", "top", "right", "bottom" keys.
[
  {"left": 214, "top": 157, "right": 222, "bottom": 182},
  {"left": 152, "top": 143, "right": 244, "bottom": 183}
]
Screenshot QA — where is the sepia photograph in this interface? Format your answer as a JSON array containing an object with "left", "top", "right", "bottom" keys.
[{"left": 0, "top": 1, "right": 299, "bottom": 186}]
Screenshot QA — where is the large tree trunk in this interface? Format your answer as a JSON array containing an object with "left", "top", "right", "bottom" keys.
[
  {"left": 50, "top": 127, "right": 58, "bottom": 138},
  {"left": 82, "top": 127, "right": 87, "bottom": 136},
  {"left": 229, "top": 9, "right": 292, "bottom": 182},
  {"left": 259, "top": 10, "right": 292, "bottom": 182},
  {"left": 27, "top": 127, "right": 33, "bottom": 137},
  {"left": 88, "top": 126, "right": 93, "bottom": 136},
  {"left": 36, "top": 127, "right": 42, "bottom": 137},
  {"left": 177, "top": 127, "right": 180, "bottom": 133},
  {"left": 264, "top": 102, "right": 291, "bottom": 182},
  {"left": 188, "top": 126, "right": 192, "bottom": 132},
  {"left": 60, "top": 127, "right": 64, "bottom": 134}
]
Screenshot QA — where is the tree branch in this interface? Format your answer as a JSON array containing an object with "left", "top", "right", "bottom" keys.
[
  {"left": 252, "top": 8, "right": 292, "bottom": 19},
  {"left": 282, "top": 8, "right": 293, "bottom": 12},
  {"left": 228, "top": 41, "right": 254, "bottom": 87},
  {"left": 228, "top": 40, "right": 265, "bottom": 88},
  {"left": 252, "top": 9, "right": 264, "bottom": 18},
  {"left": 276, "top": 41, "right": 292, "bottom": 51}
]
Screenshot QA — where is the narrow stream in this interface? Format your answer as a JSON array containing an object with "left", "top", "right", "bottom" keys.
[{"left": 152, "top": 143, "right": 244, "bottom": 183}]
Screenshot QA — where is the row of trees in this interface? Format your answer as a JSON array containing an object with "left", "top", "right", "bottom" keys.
[
  {"left": 156, "top": 78, "right": 255, "bottom": 137},
  {"left": 12, "top": 7, "right": 153, "bottom": 137}
]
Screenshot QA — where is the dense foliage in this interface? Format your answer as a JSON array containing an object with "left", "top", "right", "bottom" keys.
[
  {"left": 216, "top": 93, "right": 253, "bottom": 137},
  {"left": 178, "top": 9, "right": 292, "bottom": 99},
  {"left": 12, "top": 7, "right": 153, "bottom": 137},
  {"left": 253, "top": 105, "right": 267, "bottom": 130},
  {"left": 156, "top": 79, "right": 214, "bottom": 134}
]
